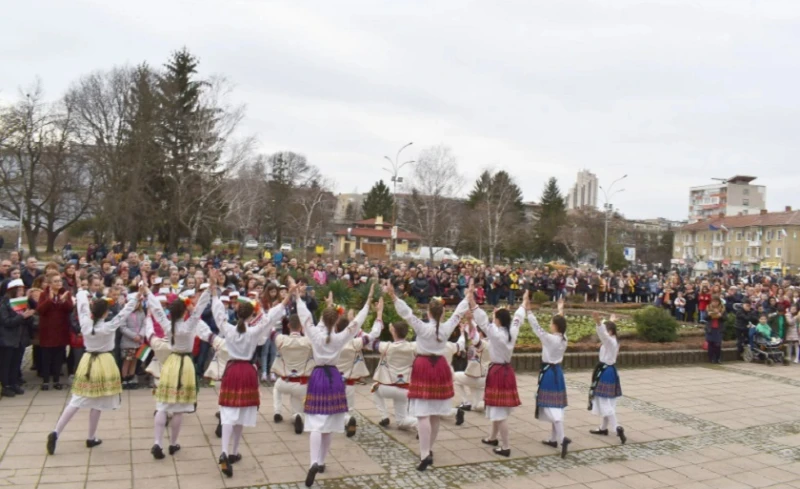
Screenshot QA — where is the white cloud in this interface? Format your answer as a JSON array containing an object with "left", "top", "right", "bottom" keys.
[{"left": 2, "top": 0, "right": 799, "bottom": 220}]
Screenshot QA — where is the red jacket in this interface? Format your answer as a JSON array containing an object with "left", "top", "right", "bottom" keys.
[
  {"left": 698, "top": 293, "right": 711, "bottom": 312},
  {"left": 36, "top": 287, "right": 74, "bottom": 348}
]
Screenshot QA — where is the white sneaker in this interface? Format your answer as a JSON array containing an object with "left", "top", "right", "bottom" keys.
[
  {"left": 269, "top": 373, "right": 277, "bottom": 383},
  {"left": 261, "top": 373, "right": 268, "bottom": 383}
]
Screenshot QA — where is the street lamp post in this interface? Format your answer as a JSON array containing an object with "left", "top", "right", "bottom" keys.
[
  {"left": 383, "top": 142, "right": 414, "bottom": 253},
  {"left": 600, "top": 174, "right": 627, "bottom": 268}
]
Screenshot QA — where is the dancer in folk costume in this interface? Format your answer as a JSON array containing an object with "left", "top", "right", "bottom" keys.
[
  {"left": 371, "top": 302, "right": 417, "bottom": 430},
  {"left": 296, "top": 283, "right": 374, "bottom": 487},
  {"left": 271, "top": 313, "right": 315, "bottom": 434},
  {"left": 528, "top": 298, "right": 571, "bottom": 458},
  {"left": 387, "top": 284, "right": 470, "bottom": 472},
  {"left": 145, "top": 287, "right": 211, "bottom": 459},
  {"left": 47, "top": 282, "right": 144, "bottom": 455},
  {"left": 336, "top": 297, "right": 384, "bottom": 438},
  {"left": 469, "top": 290, "right": 524, "bottom": 456},
  {"left": 588, "top": 312, "right": 626, "bottom": 445},
  {"left": 208, "top": 271, "right": 291, "bottom": 478},
  {"left": 454, "top": 312, "right": 490, "bottom": 426}
]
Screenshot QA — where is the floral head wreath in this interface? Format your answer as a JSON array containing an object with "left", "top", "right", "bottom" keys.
[
  {"left": 238, "top": 296, "right": 261, "bottom": 316},
  {"left": 430, "top": 296, "right": 443, "bottom": 305},
  {"left": 334, "top": 304, "right": 345, "bottom": 317}
]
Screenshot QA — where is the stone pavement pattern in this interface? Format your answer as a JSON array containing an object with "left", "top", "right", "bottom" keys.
[{"left": 4, "top": 362, "right": 800, "bottom": 488}]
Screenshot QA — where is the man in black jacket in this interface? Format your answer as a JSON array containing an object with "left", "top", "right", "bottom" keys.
[{"left": 735, "top": 302, "right": 759, "bottom": 356}]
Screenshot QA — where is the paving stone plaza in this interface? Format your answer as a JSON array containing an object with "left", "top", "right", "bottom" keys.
[{"left": 4, "top": 362, "right": 800, "bottom": 489}]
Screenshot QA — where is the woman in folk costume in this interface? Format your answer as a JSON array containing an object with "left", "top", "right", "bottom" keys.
[
  {"left": 336, "top": 297, "right": 384, "bottom": 438},
  {"left": 469, "top": 290, "right": 524, "bottom": 457},
  {"left": 272, "top": 313, "right": 315, "bottom": 435},
  {"left": 371, "top": 304, "right": 417, "bottom": 431},
  {"left": 207, "top": 272, "right": 291, "bottom": 478},
  {"left": 295, "top": 283, "right": 374, "bottom": 487},
  {"left": 528, "top": 298, "right": 571, "bottom": 458},
  {"left": 386, "top": 284, "right": 470, "bottom": 472},
  {"left": 588, "top": 312, "right": 625, "bottom": 445},
  {"left": 145, "top": 287, "right": 211, "bottom": 459},
  {"left": 46, "top": 282, "right": 144, "bottom": 455},
  {"left": 454, "top": 313, "right": 490, "bottom": 426}
]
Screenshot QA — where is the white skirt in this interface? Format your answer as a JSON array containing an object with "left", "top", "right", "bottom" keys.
[
  {"left": 538, "top": 407, "right": 564, "bottom": 423},
  {"left": 305, "top": 413, "right": 346, "bottom": 433},
  {"left": 485, "top": 406, "right": 512, "bottom": 421},
  {"left": 409, "top": 399, "right": 453, "bottom": 417},
  {"left": 156, "top": 402, "right": 195, "bottom": 414},
  {"left": 220, "top": 406, "right": 258, "bottom": 427},
  {"left": 69, "top": 394, "right": 121, "bottom": 411},
  {"left": 591, "top": 397, "right": 617, "bottom": 417}
]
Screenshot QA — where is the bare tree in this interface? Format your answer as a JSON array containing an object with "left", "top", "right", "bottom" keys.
[
  {"left": 288, "top": 177, "right": 335, "bottom": 259},
  {"left": 0, "top": 82, "right": 95, "bottom": 256},
  {"left": 266, "top": 151, "right": 319, "bottom": 246},
  {"left": 402, "top": 145, "right": 463, "bottom": 261},
  {"left": 225, "top": 155, "right": 270, "bottom": 242}
]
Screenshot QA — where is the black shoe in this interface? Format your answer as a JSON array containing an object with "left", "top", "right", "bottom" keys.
[
  {"left": 53, "top": 383, "right": 63, "bottom": 390},
  {"left": 416, "top": 454, "right": 433, "bottom": 472},
  {"left": 590, "top": 429, "right": 609, "bottom": 436},
  {"left": 458, "top": 403, "right": 472, "bottom": 412},
  {"left": 1, "top": 388, "right": 16, "bottom": 398},
  {"left": 617, "top": 426, "right": 627, "bottom": 445},
  {"left": 12, "top": 385, "right": 24, "bottom": 395},
  {"left": 295, "top": 414, "right": 304, "bottom": 435},
  {"left": 455, "top": 408, "right": 465, "bottom": 426},
  {"left": 229, "top": 454, "right": 242, "bottom": 464},
  {"left": 169, "top": 444, "right": 181, "bottom": 455},
  {"left": 346, "top": 417, "right": 357, "bottom": 438},
  {"left": 561, "top": 437, "right": 572, "bottom": 458},
  {"left": 41, "top": 384, "right": 50, "bottom": 391},
  {"left": 46, "top": 431, "right": 58, "bottom": 455},
  {"left": 318, "top": 464, "right": 325, "bottom": 474},
  {"left": 305, "top": 463, "right": 320, "bottom": 487},
  {"left": 481, "top": 438, "right": 499, "bottom": 447},
  {"left": 493, "top": 448, "right": 511, "bottom": 457},
  {"left": 151, "top": 444, "right": 165, "bottom": 460},
  {"left": 274, "top": 413, "right": 283, "bottom": 423},
  {"left": 541, "top": 440, "right": 557, "bottom": 448},
  {"left": 86, "top": 439, "right": 102, "bottom": 448},
  {"left": 379, "top": 418, "right": 390, "bottom": 427},
  {"left": 219, "top": 453, "right": 233, "bottom": 477},
  {"left": 215, "top": 415, "right": 222, "bottom": 438}
]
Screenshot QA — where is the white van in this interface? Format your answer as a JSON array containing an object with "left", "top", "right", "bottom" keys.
[{"left": 413, "top": 247, "right": 459, "bottom": 262}]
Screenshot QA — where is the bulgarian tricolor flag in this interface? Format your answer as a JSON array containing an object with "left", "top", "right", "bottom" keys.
[
  {"left": 10, "top": 297, "right": 28, "bottom": 313},
  {"left": 136, "top": 344, "right": 152, "bottom": 362}
]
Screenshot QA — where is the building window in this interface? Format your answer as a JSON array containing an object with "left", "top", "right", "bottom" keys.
[
  {"left": 727, "top": 233, "right": 731, "bottom": 242},
  {"left": 736, "top": 232, "right": 743, "bottom": 241},
  {"left": 746, "top": 248, "right": 751, "bottom": 256},
  {"left": 726, "top": 247, "right": 730, "bottom": 256},
  {"left": 743, "top": 198, "right": 749, "bottom": 206},
  {"left": 767, "top": 230, "right": 773, "bottom": 240},
  {"left": 695, "top": 234, "right": 700, "bottom": 243},
  {"left": 736, "top": 248, "right": 742, "bottom": 256},
  {"left": 777, "top": 247, "right": 782, "bottom": 257},
  {"left": 765, "top": 247, "right": 771, "bottom": 257},
  {"left": 743, "top": 188, "right": 749, "bottom": 195}
]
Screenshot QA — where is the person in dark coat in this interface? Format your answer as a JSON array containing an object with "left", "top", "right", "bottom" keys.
[
  {"left": 0, "top": 279, "right": 36, "bottom": 397},
  {"left": 36, "top": 274, "right": 73, "bottom": 390}
]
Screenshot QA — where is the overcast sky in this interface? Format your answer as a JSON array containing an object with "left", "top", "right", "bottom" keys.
[{"left": 2, "top": 0, "right": 799, "bottom": 221}]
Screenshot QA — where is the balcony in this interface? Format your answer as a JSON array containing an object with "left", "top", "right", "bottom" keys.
[
  {"left": 748, "top": 240, "right": 761, "bottom": 247},
  {"left": 712, "top": 241, "right": 724, "bottom": 248}
]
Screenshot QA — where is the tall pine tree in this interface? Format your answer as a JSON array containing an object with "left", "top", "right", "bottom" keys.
[
  {"left": 467, "top": 170, "right": 524, "bottom": 264},
  {"left": 361, "top": 180, "right": 394, "bottom": 220},
  {"left": 533, "top": 177, "right": 568, "bottom": 260}
]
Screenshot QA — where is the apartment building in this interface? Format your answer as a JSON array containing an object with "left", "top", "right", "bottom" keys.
[
  {"left": 688, "top": 175, "right": 766, "bottom": 223},
  {"left": 673, "top": 207, "right": 800, "bottom": 271}
]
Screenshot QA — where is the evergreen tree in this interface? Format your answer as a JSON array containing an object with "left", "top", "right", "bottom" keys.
[
  {"left": 361, "top": 180, "right": 394, "bottom": 220},
  {"left": 533, "top": 177, "right": 568, "bottom": 260},
  {"left": 467, "top": 170, "right": 524, "bottom": 264}
]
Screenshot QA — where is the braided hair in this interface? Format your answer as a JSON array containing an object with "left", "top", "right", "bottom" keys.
[
  {"left": 89, "top": 299, "right": 110, "bottom": 336},
  {"left": 322, "top": 307, "right": 339, "bottom": 344},
  {"left": 552, "top": 315, "right": 567, "bottom": 341},
  {"left": 168, "top": 299, "right": 187, "bottom": 346},
  {"left": 429, "top": 299, "right": 444, "bottom": 342},
  {"left": 494, "top": 308, "right": 513, "bottom": 342},
  {"left": 236, "top": 301, "right": 255, "bottom": 334}
]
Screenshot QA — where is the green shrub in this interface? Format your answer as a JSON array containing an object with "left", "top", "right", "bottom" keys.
[
  {"left": 633, "top": 306, "right": 679, "bottom": 343},
  {"left": 566, "top": 294, "right": 585, "bottom": 304},
  {"left": 723, "top": 313, "right": 738, "bottom": 341},
  {"left": 532, "top": 291, "right": 550, "bottom": 305}
]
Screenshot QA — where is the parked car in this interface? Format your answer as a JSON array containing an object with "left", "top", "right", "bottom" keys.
[
  {"left": 263, "top": 241, "right": 275, "bottom": 250},
  {"left": 244, "top": 239, "right": 259, "bottom": 250},
  {"left": 212, "top": 238, "right": 223, "bottom": 247},
  {"left": 460, "top": 254, "right": 483, "bottom": 265},
  {"left": 280, "top": 243, "right": 293, "bottom": 253}
]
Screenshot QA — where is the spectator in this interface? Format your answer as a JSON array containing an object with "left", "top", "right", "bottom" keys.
[{"left": 37, "top": 272, "right": 73, "bottom": 390}]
